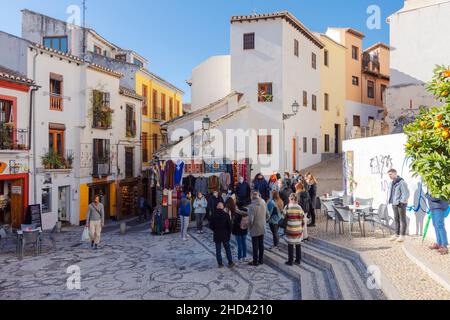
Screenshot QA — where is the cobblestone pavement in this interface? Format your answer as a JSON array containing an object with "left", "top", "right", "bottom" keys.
[
  {"left": 0, "top": 225, "right": 298, "bottom": 300},
  {"left": 309, "top": 214, "right": 450, "bottom": 300}
]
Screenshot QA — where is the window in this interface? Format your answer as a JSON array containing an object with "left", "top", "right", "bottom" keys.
[
  {"left": 324, "top": 49, "right": 329, "bottom": 66},
  {"left": 176, "top": 101, "right": 181, "bottom": 116},
  {"left": 161, "top": 93, "right": 166, "bottom": 120},
  {"left": 352, "top": 76, "right": 359, "bottom": 86},
  {"left": 294, "top": 39, "right": 299, "bottom": 57},
  {"left": 324, "top": 134, "right": 330, "bottom": 152},
  {"left": 312, "top": 95, "right": 317, "bottom": 111},
  {"left": 353, "top": 115, "right": 361, "bottom": 127},
  {"left": 312, "top": 53, "right": 317, "bottom": 69},
  {"left": 93, "top": 139, "right": 110, "bottom": 177},
  {"left": 126, "top": 105, "right": 136, "bottom": 138},
  {"left": 0, "top": 181, "right": 3, "bottom": 196},
  {"left": 142, "top": 132, "right": 148, "bottom": 163},
  {"left": 169, "top": 97, "right": 174, "bottom": 119},
  {"left": 312, "top": 138, "right": 318, "bottom": 155},
  {"left": 41, "top": 188, "right": 52, "bottom": 213},
  {"left": 142, "top": 85, "right": 148, "bottom": 115},
  {"left": 115, "top": 54, "right": 126, "bottom": 62},
  {"left": 50, "top": 73, "right": 63, "bottom": 111},
  {"left": 258, "top": 83, "right": 273, "bottom": 102},
  {"left": 133, "top": 58, "right": 144, "bottom": 68},
  {"left": 303, "top": 91, "right": 308, "bottom": 107},
  {"left": 257, "top": 135, "right": 272, "bottom": 155},
  {"left": 152, "top": 90, "right": 158, "bottom": 119},
  {"left": 43, "top": 36, "right": 68, "bottom": 53},
  {"left": 92, "top": 90, "right": 111, "bottom": 129},
  {"left": 49, "top": 128, "right": 65, "bottom": 158},
  {"left": 367, "top": 80, "right": 375, "bottom": 99},
  {"left": 0, "top": 99, "right": 13, "bottom": 125},
  {"left": 352, "top": 46, "right": 359, "bottom": 60},
  {"left": 303, "top": 137, "right": 308, "bottom": 153},
  {"left": 381, "top": 84, "right": 387, "bottom": 101},
  {"left": 243, "top": 33, "right": 255, "bottom": 50},
  {"left": 94, "top": 45, "right": 102, "bottom": 55},
  {"left": 324, "top": 93, "right": 329, "bottom": 111},
  {"left": 152, "top": 134, "right": 158, "bottom": 153},
  {"left": 125, "top": 148, "right": 134, "bottom": 178}
]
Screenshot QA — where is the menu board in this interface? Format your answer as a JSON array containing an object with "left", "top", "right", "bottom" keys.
[{"left": 28, "top": 204, "right": 43, "bottom": 229}]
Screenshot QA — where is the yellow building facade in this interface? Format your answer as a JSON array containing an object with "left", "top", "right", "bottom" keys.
[
  {"left": 319, "top": 34, "right": 346, "bottom": 155},
  {"left": 136, "top": 70, "right": 184, "bottom": 170}
]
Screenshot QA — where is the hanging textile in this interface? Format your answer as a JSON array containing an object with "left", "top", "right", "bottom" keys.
[
  {"left": 233, "top": 160, "right": 239, "bottom": 190},
  {"left": 174, "top": 160, "right": 185, "bottom": 187},
  {"left": 219, "top": 171, "right": 231, "bottom": 192},
  {"left": 159, "top": 161, "right": 166, "bottom": 188},
  {"left": 182, "top": 175, "right": 196, "bottom": 194},
  {"left": 208, "top": 175, "right": 220, "bottom": 194},
  {"left": 165, "top": 160, "right": 176, "bottom": 189}
]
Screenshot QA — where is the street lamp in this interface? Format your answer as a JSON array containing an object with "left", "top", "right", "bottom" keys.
[
  {"left": 283, "top": 101, "right": 299, "bottom": 120},
  {"left": 202, "top": 115, "right": 211, "bottom": 131}
]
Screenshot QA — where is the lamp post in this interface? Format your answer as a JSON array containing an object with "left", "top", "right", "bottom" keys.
[
  {"left": 282, "top": 101, "right": 300, "bottom": 171},
  {"left": 201, "top": 115, "right": 211, "bottom": 162}
]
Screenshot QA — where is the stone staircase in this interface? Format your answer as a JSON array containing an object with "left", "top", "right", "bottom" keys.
[{"left": 189, "top": 226, "right": 386, "bottom": 300}]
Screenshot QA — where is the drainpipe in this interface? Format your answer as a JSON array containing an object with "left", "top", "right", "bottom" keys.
[{"left": 31, "top": 48, "right": 39, "bottom": 204}]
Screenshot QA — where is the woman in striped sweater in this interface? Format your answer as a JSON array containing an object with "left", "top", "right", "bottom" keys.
[{"left": 283, "top": 193, "right": 306, "bottom": 266}]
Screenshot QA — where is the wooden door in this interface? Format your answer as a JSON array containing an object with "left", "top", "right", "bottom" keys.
[{"left": 10, "top": 179, "right": 24, "bottom": 228}]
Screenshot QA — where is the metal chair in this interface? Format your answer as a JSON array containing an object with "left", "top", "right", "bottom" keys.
[
  {"left": 322, "top": 201, "right": 337, "bottom": 233},
  {"left": 332, "top": 190, "right": 345, "bottom": 197},
  {"left": 342, "top": 195, "right": 353, "bottom": 206},
  {"left": 19, "top": 229, "right": 42, "bottom": 259},
  {"left": 364, "top": 204, "right": 392, "bottom": 237},
  {"left": 334, "top": 206, "right": 363, "bottom": 238}
]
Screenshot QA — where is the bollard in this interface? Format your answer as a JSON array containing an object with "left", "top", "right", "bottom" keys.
[
  {"left": 56, "top": 221, "right": 62, "bottom": 233},
  {"left": 120, "top": 222, "right": 127, "bottom": 235}
]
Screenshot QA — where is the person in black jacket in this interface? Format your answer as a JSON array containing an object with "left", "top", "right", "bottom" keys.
[
  {"left": 210, "top": 202, "right": 235, "bottom": 268},
  {"left": 236, "top": 177, "right": 251, "bottom": 207},
  {"left": 232, "top": 207, "right": 249, "bottom": 262},
  {"left": 305, "top": 173, "right": 318, "bottom": 227},
  {"left": 279, "top": 181, "right": 293, "bottom": 207},
  {"left": 207, "top": 191, "right": 224, "bottom": 218},
  {"left": 295, "top": 182, "right": 311, "bottom": 214}
]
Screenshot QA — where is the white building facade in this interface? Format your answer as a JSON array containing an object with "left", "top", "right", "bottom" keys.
[
  {"left": 386, "top": 0, "right": 450, "bottom": 132},
  {"left": 189, "top": 12, "right": 324, "bottom": 174}
]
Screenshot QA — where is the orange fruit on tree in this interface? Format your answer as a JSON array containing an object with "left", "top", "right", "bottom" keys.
[
  {"left": 444, "top": 71, "right": 450, "bottom": 78},
  {"left": 437, "top": 115, "right": 443, "bottom": 121},
  {"left": 435, "top": 122, "right": 443, "bottom": 129},
  {"left": 441, "top": 91, "right": 449, "bottom": 97}
]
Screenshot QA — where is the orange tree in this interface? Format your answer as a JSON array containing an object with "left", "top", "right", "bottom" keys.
[{"left": 404, "top": 65, "right": 450, "bottom": 199}]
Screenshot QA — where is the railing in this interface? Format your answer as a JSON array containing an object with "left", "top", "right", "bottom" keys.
[
  {"left": 50, "top": 94, "right": 63, "bottom": 111},
  {"left": 0, "top": 126, "right": 28, "bottom": 150},
  {"left": 258, "top": 94, "right": 273, "bottom": 102},
  {"left": 362, "top": 53, "right": 380, "bottom": 74},
  {"left": 42, "top": 149, "right": 74, "bottom": 170},
  {"left": 93, "top": 157, "right": 111, "bottom": 177}
]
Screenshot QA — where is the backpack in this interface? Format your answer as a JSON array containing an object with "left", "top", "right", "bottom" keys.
[
  {"left": 278, "top": 206, "right": 288, "bottom": 229},
  {"left": 240, "top": 215, "right": 249, "bottom": 230}
]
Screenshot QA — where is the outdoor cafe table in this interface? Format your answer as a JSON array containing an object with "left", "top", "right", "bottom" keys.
[
  {"left": 348, "top": 205, "right": 372, "bottom": 237},
  {"left": 319, "top": 196, "right": 340, "bottom": 202}
]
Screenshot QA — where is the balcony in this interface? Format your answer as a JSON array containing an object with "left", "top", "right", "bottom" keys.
[
  {"left": 41, "top": 149, "right": 74, "bottom": 170},
  {"left": 362, "top": 53, "right": 381, "bottom": 74},
  {"left": 93, "top": 105, "right": 114, "bottom": 129},
  {"left": 93, "top": 156, "right": 111, "bottom": 177},
  {"left": 50, "top": 94, "right": 63, "bottom": 111},
  {"left": 258, "top": 94, "right": 273, "bottom": 103},
  {"left": 0, "top": 125, "right": 28, "bottom": 151}
]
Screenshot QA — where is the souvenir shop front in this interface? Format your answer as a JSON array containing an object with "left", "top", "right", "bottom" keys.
[
  {"left": 145, "top": 157, "right": 252, "bottom": 235},
  {"left": 0, "top": 172, "right": 29, "bottom": 229},
  {"left": 117, "top": 177, "right": 142, "bottom": 219}
]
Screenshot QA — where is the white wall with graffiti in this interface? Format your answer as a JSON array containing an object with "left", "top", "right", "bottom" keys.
[{"left": 343, "top": 133, "right": 450, "bottom": 241}]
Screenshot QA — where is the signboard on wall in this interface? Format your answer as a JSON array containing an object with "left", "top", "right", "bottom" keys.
[{"left": 11, "top": 186, "right": 22, "bottom": 195}]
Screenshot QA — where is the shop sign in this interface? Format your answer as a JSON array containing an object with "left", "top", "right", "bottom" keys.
[
  {"left": 0, "top": 161, "right": 7, "bottom": 174},
  {"left": 12, "top": 186, "right": 22, "bottom": 195}
]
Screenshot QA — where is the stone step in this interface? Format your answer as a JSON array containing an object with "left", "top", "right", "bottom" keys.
[{"left": 265, "top": 230, "right": 385, "bottom": 300}]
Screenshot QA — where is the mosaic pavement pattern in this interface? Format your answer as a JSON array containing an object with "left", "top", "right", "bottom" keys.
[{"left": 0, "top": 225, "right": 299, "bottom": 300}]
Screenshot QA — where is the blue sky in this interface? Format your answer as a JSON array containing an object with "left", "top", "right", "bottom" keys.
[{"left": 1, "top": 0, "right": 404, "bottom": 102}]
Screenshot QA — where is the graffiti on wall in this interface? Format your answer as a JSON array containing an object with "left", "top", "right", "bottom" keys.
[{"left": 369, "top": 155, "right": 394, "bottom": 178}]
